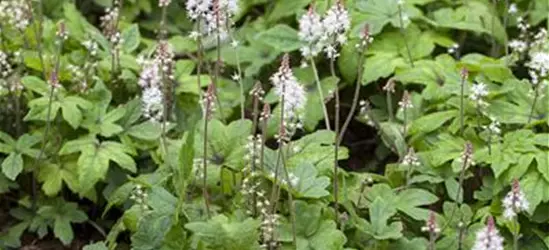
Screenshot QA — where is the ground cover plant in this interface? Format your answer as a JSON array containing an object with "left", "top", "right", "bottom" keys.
[{"left": 0, "top": 0, "right": 548, "bottom": 249}]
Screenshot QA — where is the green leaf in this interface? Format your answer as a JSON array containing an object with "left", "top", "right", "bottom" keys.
[
  {"left": 83, "top": 242, "right": 108, "bottom": 250},
  {"left": 520, "top": 171, "right": 549, "bottom": 214},
  {"left": 362, "top": 53, "right": 406, "bottom": 85},
  {"left": 268, "top": 0, "right": 311, "bottom": 22},
  {"left": 408, "top": 110, "right": 458, "bottom": 135},
  {"left": 177, "top": 129, "right": 195, "bottom": 193},
  {"left": 355, "top": 0, "right": 420, "bottom": 35},
  {"left": 364, "top": 197, "right": 402, "bottom": 240},
  {"left": 308, "top": 220, "right": 347, "bottom": 250},
  {"left": 293, "top": 201, "right": 322, "bottom": 237},
  {"left": 54, "top": 217, "right": 74, "bottom": 245},
  {"left": 534, "top": 134, "right": 549, "bottom": 147},
  {"left": 21, "top": 76, "right": 49, "bottom": 95},
  {"left": 185, "top": 215, "right": 261, "bottom": 250},
  {"left": 2, "top": 153, "right": 23, "bottom": 180},
  {"left": 445, "top": 178, "right": 463, "bottom": 203},
  {"left": 292, "top": 163, "right": 330, "bottom": 198},
  {"left": 395, "top": 188, "right": 438, "bottom": 220},
  {"left": 122, "top": 24, "right": 141, "bottom": 53},
  {"left": 38, "top": 164, "right": 63, "bottom": 196},
  {"left": 432, "top": 2, "right": 506, "bottom": 44},
  {"left": 60, "top": 138, "right": 136, "bottom": 191},
  {"left": 127, "top": 121, "right": 162, "bottom": 140},
  {"left": 102, "top": 142, "right": 137, "bottom": 173},
  {"left": 255, "top": 25, "right": 302, "bottom": 52},
  {"left": 131, "top": 212, "right": 173, "bottom": 250},
  {"left": 537, "top": 151, "right": 549, "bottom": 182},
  {"left": 379, "top": 122, "right": 407, "bottom": 158}
]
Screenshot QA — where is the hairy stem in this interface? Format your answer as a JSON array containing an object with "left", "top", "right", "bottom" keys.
[
  {"left": 310, "top": 59, "right": 331, "bottom": 130},
  {"left": 202, "top": 118, "right": 211, "bottom": 218}
]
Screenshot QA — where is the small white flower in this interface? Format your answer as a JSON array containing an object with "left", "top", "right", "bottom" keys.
[
  {"left": 470, "top": 82, "right": 489, "bottom": 106},
  {"left": 508, "top": 39, "right": 528, "bottom": 53},
  {"left": 472, "top": 216, "right": 504, "bottom": 250},
  {"left": 398, "top": 91, "right": 413, "bottom": 109},
  {"left": 508, "top": 3, "right": 518, "bottom": 14},
  {"left": 270, "top": 55, "right": 307, "bottom": 120},
  {"left": 483, "top": 118, "right": 501, "bottom": 135},
  {"left": 230, "top": 39, "right": 239, "bottom": 48},
  {"left": 402, "top": 148, "right": 420, "bottom": 167},
  {"left": 231, "top": 72, "right": 240, "bottom": 81},
  {"left": 448, "top": 43, "right": 459, "bottom": 54},
  {"left": 502, "top": 179, "right": 529, "bottom": 219},
  {"left": 159, "top": 0, "right": 171, "bottom": 7}
]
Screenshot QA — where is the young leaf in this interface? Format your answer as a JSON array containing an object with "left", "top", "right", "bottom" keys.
[{"left": 2, "top": 153, "right": 23, "bottom": 180}]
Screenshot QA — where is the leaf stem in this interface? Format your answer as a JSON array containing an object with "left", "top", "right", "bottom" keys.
[
  {"left": 527, "top": 84, "right": 539, "bottom": 125},
  {"left": 330, "top": 56, "right": 341, "bottom": 226},
  {"left": 202, "top": 117, "right": 211, "bottom": 218},
  {"left": 310, "top": 59, "right": 331, "bottom": 131},
  {"left": 338, "top": 44, "right": 367, "bottom": 145},
  {"left": 397, "top": 4, "right": 414, "bottom": 67}
]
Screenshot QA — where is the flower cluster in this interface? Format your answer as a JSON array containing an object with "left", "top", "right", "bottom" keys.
[
  {"left": 509, "top": 16, "right": 549, "bottom": 91},
  {"left": 483, "top": 117, "right": 501, "bottom": 136},
  {"left": 186, "top": 0, "right": 239, "bottom": 36},
  {"left": 0, "top": 50, "right": 12, "bottom": 78},
  {"left": 139, "top": 61, "right": 164, "bottom": 122},
  {"left": 129, "top": 184, "right": 150, "bottom": 211},
  {"left": 138, "top": 41, "right": 175, "bottom": 122},
  {"left": 0, "top": 0, "right": 31, "bottom": 31},
  {"left": 244, "top": 135, "right": 262, "bottom": 165},
  {"left": 402, "top": 148, "right": 420, "bottom": 167},
  {"left": 460, "top": 141, "right": 474, "bottom": 170},
  {"left": 502, "top": 179, "right": 529, "bottom": 219},
  {"left": 82, "top": 40, "right": 99, "bottom": 57},
  {"left": 100, "top": 1, "right": 123, "bottom": 46},
  {"left": 159, "top": 0, "right": 171, "bottom": 7},
  {"left": 260, "top": 208, "right": 280, "bottom": 249},
  {"left": 398, "top": 91, "right": 413, "bottom": 109},
  {"left": 201, "top": 83, "right": 217, "bottom": 120},
  {"left": 298, "top": 1, "right": 350, "bottom": 58},
  {"left": 359, "top": 100, "right": 375, "bottom": 127},
  {"left": 270, "top": 55, "right": 306, "bottom": 126},
  {"left": 421, "top": 210, "right": 440, "bottom": 235},
  {"left": 470, "top": 82, "right": 489, "bottom": 106},
  {"left": 472, "top": 216, "right": 504, "bottom": 250}
]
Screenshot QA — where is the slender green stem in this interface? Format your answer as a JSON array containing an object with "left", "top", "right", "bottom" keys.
[
  {"left": 30, "top": 26, "right": 64, "bottom": 211},
  {"left": 513, "top": 219, "right": 520, "bottom": 250},
  {"left": 527, "top": 85, "right": 539, "bottom": 124},
  {"left": 428, "top": 231, "right": 436, "bottom": 250},
  {"left": 310, "top": 59, "right": 331, "bottom": 130},
  {"left": 387, "top": 91, "right": 394, "bottom": 122},
  {"left": 503, "top": 0, "right": 510, "bottom": 56},
  {"left": 279, "top": 148, "right": 297, "bottom": 248},
  {"left": 338, "top": 45, "right": 367, "bottom": 145},
  {"left": 329, "top": 57, "right": 341, "bottom": 226},
  {"left": 490, "top": 0, "right": 498, "bottom": 57},
  {"left": 397, "top": 4, "right": 414, "bottom": 67},
  {"left": 459, "top": 72, "right": 466, "bottom": 136},
  {"left": 196, "top": 19, "right": 204, "bottom": 98},
  {"left": 226, "top": 22, "right": 245, "bottom": 120},
  {"left": 202, "top": 117, "right": 211, "bottom": 218},
  {"left": 159, "top": 5, "right": 169, "bottom": 157}
]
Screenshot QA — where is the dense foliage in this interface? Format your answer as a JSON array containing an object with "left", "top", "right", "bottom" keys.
[{"left": 0, "top": 0, "right": 548, "bottom": 249}]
